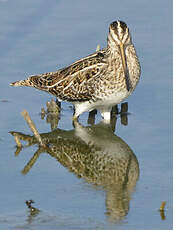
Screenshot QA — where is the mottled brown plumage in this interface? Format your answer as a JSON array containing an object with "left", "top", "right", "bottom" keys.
[{"left": 10, "top": 20, "right": 141, "bottom": 121}]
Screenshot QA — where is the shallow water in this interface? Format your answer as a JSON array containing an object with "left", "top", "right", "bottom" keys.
[{"left": 1, "top": 0, "right": 173, "bottom": 229}]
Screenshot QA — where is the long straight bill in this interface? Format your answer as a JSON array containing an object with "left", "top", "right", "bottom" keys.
[{"left": 119, "top": 43, "right": 130, "bottom": 91}]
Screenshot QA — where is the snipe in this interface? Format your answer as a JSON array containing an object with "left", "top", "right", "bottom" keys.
[{"left": 10, "top": 20, "right": 141, "bottom": 121}]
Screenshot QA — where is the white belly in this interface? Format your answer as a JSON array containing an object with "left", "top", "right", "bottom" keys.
[
  {"left": 96, "top": 91, "right": 129, "bottom": 108},
  {"left": 74, "top": 90, "right": 130, "bottom": 117}
]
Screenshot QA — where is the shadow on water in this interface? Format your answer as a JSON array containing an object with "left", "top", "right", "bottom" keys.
[{"left": 10, "top": 102, "right": 139, "bottom": 223}]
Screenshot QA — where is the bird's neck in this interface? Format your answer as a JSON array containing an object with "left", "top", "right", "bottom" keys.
[{"left": 107, "top": 36, "right": 120, "bottom": 58}]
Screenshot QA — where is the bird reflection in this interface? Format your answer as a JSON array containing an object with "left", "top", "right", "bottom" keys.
[{"left": 10, "top": 104, "right": 139, "bottom": 222}]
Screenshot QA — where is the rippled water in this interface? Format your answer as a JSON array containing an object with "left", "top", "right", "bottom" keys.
[{"left": 1, "top": 0, "right": 173, "bottom": 229}]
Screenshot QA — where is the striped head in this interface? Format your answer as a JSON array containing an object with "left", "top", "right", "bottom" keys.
[
  {"left": 108, "top": 21, "right": 131, "bottom": 47},
  {"left": 108, "top": 21, "right": 132, "bottom": 91}
]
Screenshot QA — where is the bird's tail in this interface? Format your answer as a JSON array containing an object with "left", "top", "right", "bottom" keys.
[{"left": 10, "top": 78, "right": 34, "bottom": 87}]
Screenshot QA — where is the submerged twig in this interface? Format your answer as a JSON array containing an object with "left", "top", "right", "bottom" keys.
[
  {"left": 21, "top": 148, "right": 42, "bottom": 175},
  {"left": 96, "top": 44, "right": 101, "bottom": 51},
  {"left": 159, "top": 201, "right": 166, "bottom": 220},
  {"left": 21, "top": 110, "right": 45, "bottom": 147},
  {"left": 41, "top": 99, "right": 60, "bottom": 130},
  {"left": 159, "top": 201, "right": 166, "bottom": 211},
  {"left": 14, "top": 146, "right": 22, "bottom": 156},
  {"left": 14, "top": 135, "right": 22, "bottom": 148}
]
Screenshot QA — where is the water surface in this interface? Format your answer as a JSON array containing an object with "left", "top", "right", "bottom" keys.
[{"left": 1, "top": 0, "right": 173, "bottom": 229}]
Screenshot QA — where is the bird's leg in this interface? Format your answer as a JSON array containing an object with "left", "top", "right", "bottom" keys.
[
  {"left": 72, "top": 115, "right": 79, "bottom": 128},
  {"left": 100, "top": 107, "right": 112, "bottom": 123},
  {"left": 72, "top": 106, "right": 79, "bottom": 127},
  {"left": 72, "top": 107, "right": 79, "bottom": 121}
]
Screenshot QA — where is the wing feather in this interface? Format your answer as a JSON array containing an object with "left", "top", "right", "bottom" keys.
[{"left": 29, "top": 49, "right": 108, "bottom": 101}]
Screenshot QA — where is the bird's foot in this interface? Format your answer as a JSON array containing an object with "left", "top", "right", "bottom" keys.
[{"left": 72, "top": 115, "right": 79, "bottom": 128}]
